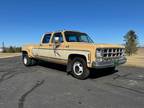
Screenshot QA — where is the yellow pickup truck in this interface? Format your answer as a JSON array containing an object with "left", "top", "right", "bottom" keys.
[{"left": 22, "top": 30, "right": 127, "bottom": 79}]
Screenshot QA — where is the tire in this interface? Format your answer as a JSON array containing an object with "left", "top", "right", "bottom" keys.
[
  {"left": 22, "top": 54, "right": 36, "bottom": 66},
  {"left": 31, "top": 59, "right": 37, "bottom": 65},
  {"left": 71, "top": 57, "right": 90, "bottom": 80}
]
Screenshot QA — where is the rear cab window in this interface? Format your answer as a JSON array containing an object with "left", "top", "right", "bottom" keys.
[{"left": 42, "top": 34, "right": 51, "bottom": 44}]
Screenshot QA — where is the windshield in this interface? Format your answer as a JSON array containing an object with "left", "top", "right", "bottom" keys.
[{"left": 65, "top": 31, "right": 94, "bottom": 43}]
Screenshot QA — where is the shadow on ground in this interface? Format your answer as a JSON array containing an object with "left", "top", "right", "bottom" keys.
[
  {"left": 89, "top": 68, "right": 118, "bottom": 79},
  {"left": 38, "top": 61, "right": 67, "bottom": 72},
  {"left": 38, "top": 61, "right": 118, "bottom": 79}
]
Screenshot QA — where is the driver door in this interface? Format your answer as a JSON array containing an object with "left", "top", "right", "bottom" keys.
[{"left": 50, "top": 32, "right": 67, "bottom": 64}]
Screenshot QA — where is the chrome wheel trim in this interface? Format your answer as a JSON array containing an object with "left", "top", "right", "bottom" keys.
[
  {"left": 73, "top": 61, "right": 84, "bottom": 76},
  {"left": 23, "top": 57, "right": 28, "bottom": 65}
]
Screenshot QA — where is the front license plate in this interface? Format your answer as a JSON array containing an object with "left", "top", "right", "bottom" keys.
[{"left": 113, "top": 60, "right": 119, "bottom": 66}]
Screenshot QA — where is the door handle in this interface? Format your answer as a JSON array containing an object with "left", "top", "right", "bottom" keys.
[{"left": 65, "top": 45, "right": 69, "bottom": 48}]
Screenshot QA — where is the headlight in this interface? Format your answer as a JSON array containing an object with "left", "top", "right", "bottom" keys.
[
  {"left": 97, "top": 58, "right": 103, "bottom": 62},
  {"left": 96, "top": 49, "right": 102, "bottom": 57},
  {"left": 96, "top": 49, "right": 103, "bottom": 62}
]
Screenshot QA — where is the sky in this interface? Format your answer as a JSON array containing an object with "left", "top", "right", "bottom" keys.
[{"left": 0, "top": 0, "right": 144, "bottom": 47}]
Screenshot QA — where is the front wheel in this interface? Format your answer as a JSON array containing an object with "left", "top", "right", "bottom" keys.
[{"left": 71, "top": 57, "right": 90, "bottom": 80}]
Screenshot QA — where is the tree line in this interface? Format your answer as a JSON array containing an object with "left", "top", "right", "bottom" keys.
[
  {"left": 3, "top": 46, "right": 21, "bottom": 53},
  {"left": 1, "top": 30, "right": 139, "bottom": 55}
]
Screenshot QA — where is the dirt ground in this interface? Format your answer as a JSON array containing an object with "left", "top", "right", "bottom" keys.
[
  {"left": 0, "top": 53, "right": 21, "bottom": 58},
  {"left": 125, "top": 48, "right": 144, "bottom": 68}
]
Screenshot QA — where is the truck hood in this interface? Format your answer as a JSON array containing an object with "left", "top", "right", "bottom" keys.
[
  {"left": 93, "top": 43, "right": 125, "bottom": 49},
  {"left": 68, "top": 42, "right": 125, "bottom": 49}
]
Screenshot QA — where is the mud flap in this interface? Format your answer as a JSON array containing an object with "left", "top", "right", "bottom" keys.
[{"left": 66, "top": 60, "right": 72, "bottom": 75}]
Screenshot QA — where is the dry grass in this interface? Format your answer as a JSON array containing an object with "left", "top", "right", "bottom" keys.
[
  {"left": 124, "top": 48, "right": 144, "bottom": 68},
  {"left": 0, "top": 53, "right": 21, "bottom": 58}
]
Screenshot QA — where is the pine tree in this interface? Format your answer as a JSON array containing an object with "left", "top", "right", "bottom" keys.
[{"left": 124, "top": 30, "right": 138, "bottom": 56}]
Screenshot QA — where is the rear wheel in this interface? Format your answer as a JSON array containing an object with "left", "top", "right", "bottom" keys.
[
  {"left": 71, "top": 57, "right": 90, "bottom": 80},
  {"left": 22, "top": 54, "right": 37, "bottom": 66}
]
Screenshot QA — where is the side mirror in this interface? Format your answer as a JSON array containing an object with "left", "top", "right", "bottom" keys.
[
  {"left": 54, "top": 37, "right": 60, "bottom": 43},
  {"left": 54, "top": 37, "right": 60, "bottom": 49}
]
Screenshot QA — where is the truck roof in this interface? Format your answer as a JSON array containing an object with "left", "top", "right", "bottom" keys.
[{"left": 45, "top": 30, "right": 85, "bottom": 34}]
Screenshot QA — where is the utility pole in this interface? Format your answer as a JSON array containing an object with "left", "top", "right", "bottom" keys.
[{"left": 2, "top": 42, "right": 5, "bottom": 52}]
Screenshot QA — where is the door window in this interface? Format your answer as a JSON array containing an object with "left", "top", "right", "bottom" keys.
[{"left": 52, "top": 33, "right": 63, "bottom": 43}]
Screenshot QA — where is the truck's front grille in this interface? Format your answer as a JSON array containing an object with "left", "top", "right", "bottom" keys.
[{"left": 97, "top": 48, "right": 125, "bottom": 58}]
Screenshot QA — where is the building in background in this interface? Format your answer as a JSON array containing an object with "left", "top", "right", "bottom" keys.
[
  {"left": 0, "top": 42, "right": 4, "bottom": 52},
  {"left": 0, "top": 47, "right": 3, "bottom": 52}
]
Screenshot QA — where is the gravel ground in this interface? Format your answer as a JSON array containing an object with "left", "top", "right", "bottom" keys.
[{"left": 0, "top": 57, "right": 144, "bottom": 108}]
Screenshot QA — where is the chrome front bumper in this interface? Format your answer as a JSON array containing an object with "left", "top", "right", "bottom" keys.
[{"left": 92, "top": 57, "right": 127, "bottom": 68}]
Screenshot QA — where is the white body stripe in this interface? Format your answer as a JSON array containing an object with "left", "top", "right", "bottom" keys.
[{"left": 32, "top": 48, "right": 90, "bottom": 63}]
